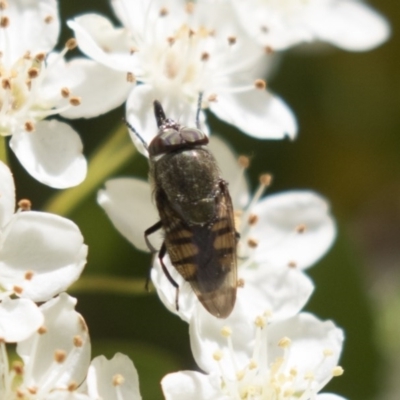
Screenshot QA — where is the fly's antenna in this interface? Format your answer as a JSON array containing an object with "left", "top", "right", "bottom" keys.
[
  {"left": 153, "top": 100, "right": 166, "bottom": 128},
  {"left": 123, "top": 117, "right": 148, "bottom": 150},
  {"left": 195, "top": 92, "right": 203, "bottom": 129}
]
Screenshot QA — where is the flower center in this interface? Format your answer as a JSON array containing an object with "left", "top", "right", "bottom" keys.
[
  {"left": 0, "top": 15, "right": 80, "bottom": 138},
  {"left": 14, "top": 327, "right": 89, "bottom": 398},
  {"left": 0, "top": 54, "right": 43, "bottom": 136},
  {"left": 129, "top": 2, "right": 264, "bottom": 104},
  {"left": 140, "top": 21, "right": 213, "bottom": 97},
  {"left": 213, "top": 316, "right": 343, "bottom": 400}
]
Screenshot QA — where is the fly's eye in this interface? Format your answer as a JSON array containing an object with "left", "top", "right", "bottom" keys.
[
  {"left": 180, "top": 128, "right": 209, "bottom": 144},
  {"left": 149, "top": 127, "right": 209, "bottom": 157},
  {"left": 161, "top": 128, "right": 182, "bottom": 145},
  {"left": 149, "top": 128, "right": 180, "bottom": 156}
]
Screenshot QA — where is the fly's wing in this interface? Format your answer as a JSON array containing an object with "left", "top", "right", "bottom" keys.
[
  {"left": 156, "top": 181, "right": 237, "bottom": 319},
  {"left": 190, "top": 180, "right": 238, "bottom": 318}
]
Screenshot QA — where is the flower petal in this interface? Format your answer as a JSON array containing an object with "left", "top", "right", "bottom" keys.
[
  {"left": 209, "top": 89, "right": 297, "bottom": 140},
  {"left": 232, "top": 0, "right": 390, "bottom": 51},
  {"left": 162, "top": 370, "right": 223, "bottom": 400},
  {"left": 231, "top": 0, "right": 314, "bottom": 50},
  {"left": 0, "top": 297, "right": 43, "bottom": 342},
  {"left": 111, "top": 0, "right": 187, "bottom": 40},
  {"left": 317, "top": 394, "right": 348, "bottom": 400},
  {"left": 0, "top": 211, "right": 87, "bottom": 302},
  {"left": 86, "top": 353, "right": 141, "bottom": 400},
  {"left": 17, "top": 293, "right": 91, "bottom": 390},
  {"left": 240, "top": 263, "right": 314, "bottom": 321},
  {"left": 60, "top": 59, "right": 133, "bottom": 119},
  {"left": 251, "top": 191, "right": 336, "bottom": 269},
  {"left": 2, "top": 0, "right": 60, "bottom": 67},
  {"left": 208, "top": 136, "right": 250, "bottom": 209},
  {"left": 189, "top": 298, "right": 255, "bottom": 374},
  {"left": 97, "top": 178, "right": 161, "bottom": 252},
  {"left": 267, "top": 313, "right": 344, "bottom": 392},
  {"left": 41, "top": 54, "right": 132, "bottom": 119},
  {"left": 125, "top": 85, "right": 158, "bottom": 156},
  {"left": 0, "top": 161, "right": 15, "bottom": 228},
  {"left": 47, "top": 392, "right": 93, "bottom": 400},
  {"left": 310, "top": 2, "right": 390, "bottom": 52},
  {"left": 9, "top": 120, "right": 87, "bottom": 189},
  {"left": 68, "top": 14, "right": 135, "bottom": 72}
]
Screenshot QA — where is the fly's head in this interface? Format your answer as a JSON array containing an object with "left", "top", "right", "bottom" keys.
[{"left": 148, "top": 100, "right": 209, "bottom": 157}]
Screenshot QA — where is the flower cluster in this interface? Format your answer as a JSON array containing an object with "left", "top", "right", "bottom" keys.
[
  {"left": 163, "top": 313, "right": 344, "bottom": 400},
  {"left": 69, "top": 0, "right": 389, "bottom": 152},
  {"left": 0, "top": 160, "right": 87, "bottom": 339},
  {"left": 0, "top": 0, "right": 391, "bottom": 399},
  {"left": 88, "top": 1, "right": 389, "bottom": 398},
  {"left": 0, "top": 161, "right": 141, "bottom": 399},
  {"left": 0, "top": 0, "right": 131, "bottom": 187},
  {"left": 0, "top": 292, "right": 141, "bottom": 400}
]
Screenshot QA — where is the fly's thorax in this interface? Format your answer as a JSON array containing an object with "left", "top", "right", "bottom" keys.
[{"left": 153, "top": 147, "right": 221, "bottom": 225}]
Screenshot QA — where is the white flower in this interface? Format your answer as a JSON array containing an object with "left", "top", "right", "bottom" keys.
[
  {"left": 231, "top": 0, "right": 390, "bottom": 51},
  {"left": 83, "top": 353, "right": 142, "bottom": 400},
  {"left": 0, "top": 0, "right": 131, "bottom": 188},
  {"left": 162, "top": 313, "right": 345, "bottom": 400},
  {"left": 68, "top": 0, "right": 297, "bottom": 148},
  {"left": 0, "top": 294, "right": 142, "bottom": 400},
  {"left": 97, "top": 136, "right": 335, "bottom": 321},
  {"left": 0, "top": 161, "right": 88, "bottom": 302},
  {"left": 0, "top": 293, "right": 92, "bottom": 399}
]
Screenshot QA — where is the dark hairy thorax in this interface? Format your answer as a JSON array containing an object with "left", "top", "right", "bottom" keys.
[{"left": 152, "top": 147, "right": 221, "bottom": 225}]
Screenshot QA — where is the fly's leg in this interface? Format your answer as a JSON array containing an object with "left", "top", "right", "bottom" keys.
[
  {"left": 158, "top": 241, "right": 180, "bottom": 311},
  {"left": 144, "top": 222, "right": 180, "bottom": 310},
  {"left": 144, "top": 220, "right": 163, "bottom": 291},
  {"left": 144, "top": 220, "right": 163, "bottom": 253}
]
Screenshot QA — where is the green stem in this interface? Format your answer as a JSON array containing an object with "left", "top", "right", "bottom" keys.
[
  {"left": 68, "top": 275, "right": 149, "bottom": 296},
  {"left": 44, "top": 123, "right": 136, "bottom": 216},
  {"left": 0, "top": 136, "right": 8, "bottom": 165}
]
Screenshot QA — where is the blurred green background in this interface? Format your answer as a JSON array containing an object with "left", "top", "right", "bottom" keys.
[{"left": 8, "top": 1, "right": 400, "bottom": 399}]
